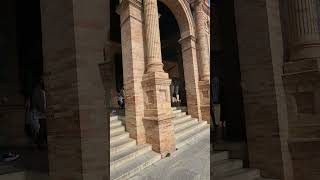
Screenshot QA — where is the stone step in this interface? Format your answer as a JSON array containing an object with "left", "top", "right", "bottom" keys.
[
  {"left": 110, "top": 144, "right": 152, "bottom": 169},
  {"left": 110, "top": 131, "right": 130, "bottom": 144},
  {"left": 172, "top": 109, "right": 182, "bottom": 114},
  {"left": 172, "top": 107, "right": 187, "bottom": 111},
  {"left": 212, "top": 159, "right": 243, "bottom": 176},
  {"left": 110, "top": 138, "right": 136, "bottom": 155},
  {"left": 214, "top": 168, "right": 260, "bottom": 180},
  {"left": 110, "top": 115, "right": 119, "bottom": 122},
  {"left": 174, "top": 111, "right": 187, "bottom": 118},
  {"left": 110, "top": 125, "right": 125, "bottom": 136},
  {"left": 110, "top": 151, "right": 161, "bottom": 180},
  {"left": 175, "top": 121, "right": 207, "bottom": 139},
  {"left": 176, "top": 124, "right": 210, "bottom": 149},
  {"left": 110, "top": 115, "right": 125, "bottom": 122},
  {"left": 174, "top": 118, "right": 198, "bottom": 132},
  {"left": 173, "top": 115, "right": 192, "bottom": 125},
  {"left": 110, "top": 120, "right": 122, "bottom": 128},
  {"left": 212, "top": 151, "right": 229, "bottom": 163}
]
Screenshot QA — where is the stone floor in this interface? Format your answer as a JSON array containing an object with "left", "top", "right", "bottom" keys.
[
  {"left": 0, "top": 146, "right": 49, "bottom": 180},
  {"left": 128, "top": 130, "right": 210, "bottom": 180}
]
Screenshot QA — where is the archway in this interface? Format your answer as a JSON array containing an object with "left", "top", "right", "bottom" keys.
[
  {"left": 158, "top": 1, "right": 187, "bottom": 107},
  {"left": 159, "top": 0, "right": 195, "bottom": 38},
  {"left": 158, "top": 0, "right": 202, "bottom": 120}
]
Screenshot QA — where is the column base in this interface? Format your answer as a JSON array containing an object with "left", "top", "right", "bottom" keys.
[
  {"left": 143, "top": 114, "right": 176, "bottom": 158},
  {"left": 142, "top": 71, "right": 176, "bottom": 157},
  {"left": 199, "top": 80, "right": 210, "bottom": 123},
  {"left": 200, "top": 105, "right": 211, "bottom": 124}
]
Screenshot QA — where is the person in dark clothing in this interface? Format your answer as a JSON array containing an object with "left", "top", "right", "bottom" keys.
[{"left": 29, "top": 77, "right": 47, "bottom": 149}]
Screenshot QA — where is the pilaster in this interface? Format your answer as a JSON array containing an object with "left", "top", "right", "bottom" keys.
[{"left": 117, "top": 0, "right": 147, "bottom": 144}]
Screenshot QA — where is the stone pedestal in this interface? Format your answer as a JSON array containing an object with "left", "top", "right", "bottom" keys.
[
  {"left": 199, "top": 80, "right": 210, "bottom": 123},
  {"left": 142, "top": 72, "right": 176, "bottom": 157}
]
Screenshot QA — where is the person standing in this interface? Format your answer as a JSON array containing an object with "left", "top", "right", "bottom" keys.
[{"left": 31, "top": 77, "right": 47, "bottom": 149}]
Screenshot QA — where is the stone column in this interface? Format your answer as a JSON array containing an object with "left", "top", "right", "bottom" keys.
[
  {"left": 40, "top": 0, "right": 109, "bottom": 179},
  {"left": 286, "top": 0, "right": 320, "bottom": 61},
  {"left": 117, "top": 0, "right": 146, "bottom": 144},
  {"left": 141, "top": 0, "right": 176, "bottom": 157},
  {"left": 193, "top": 0, "right": 211, "bottom": 123},
  {"left": 194, "top": 0, "right": 210, "bottom": 80},
  {"left": 282, "top": 1, "right": 320, "bottom": 180}
]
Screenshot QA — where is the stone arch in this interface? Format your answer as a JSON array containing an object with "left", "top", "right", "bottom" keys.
[
  {"left": 158, "top": 0, "right": 202, "bottom": 120},
  {"left": 158, "top": 0, "right": 195, "bottom": 39}
]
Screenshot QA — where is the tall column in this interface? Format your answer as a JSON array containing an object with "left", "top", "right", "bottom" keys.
[
  {"left": 194, "top": 0, "right": 210, "bottom": 80},
  {"left": 141, "top": 0, "right": 176, "bottom": 157},
  {"left": 193, "top": 0, "right": 211, "bottom": 123},
  {"left": 179, "top": 36, "right": 202, "bottom": 121},
  {"left": 40, "top": 0, "right": 108, "bottom": 179},
  {"left": 117, "top": 0, "right": 146, "bottom": 144},
  {"left": 282, "top": 1, "right": 320, "bottom": 180}
]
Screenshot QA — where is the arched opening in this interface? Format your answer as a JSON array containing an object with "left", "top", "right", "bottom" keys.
[
  {"left": 157, "top": 0, "right": 202, "bottom": 120},
  {"left": 158, "top": 1, "right": 187, "bottom": 107}
]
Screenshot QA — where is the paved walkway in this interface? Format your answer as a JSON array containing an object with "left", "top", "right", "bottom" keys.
[{"left": 129, "top": 130, "right": 210, "bottom": 180}]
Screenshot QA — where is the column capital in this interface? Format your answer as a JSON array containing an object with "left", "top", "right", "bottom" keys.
[
  {"left": 116, "top": 0, "right": 143, "bottom": 27},
  {"left": 116, "top": 0, "right": 142, "bottom": 15}
]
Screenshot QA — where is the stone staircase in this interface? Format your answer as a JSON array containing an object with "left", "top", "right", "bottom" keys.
[
  {"left": 110, "top": 107, "right": 210, "bottom": 180},
  {"left": 212, "top": 151, "right": 277, "bottom": 180},
  {"left": 171, "top": 107, "right": 210, "bottom": 149},
  {"left": 110, "top": 115, "right": 161, "bottom": 180}
]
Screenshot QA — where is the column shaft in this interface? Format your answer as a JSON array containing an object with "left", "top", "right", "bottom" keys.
[
  {"left": 286, "top": 0, "right": 320, "bottom": 60},
  {"left": 144, "top": 0, "right": 164, "bottom": 73},
  {"left": 141, "top": 0, "right": 176, "bottom": 157},
  {"left": 194, "top": 0, "right": 210, "bottom": 81}
]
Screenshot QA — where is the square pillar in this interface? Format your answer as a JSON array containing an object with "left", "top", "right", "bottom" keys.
[
  {"left": 179, "top": 35, "right": 202, "bottom": 121},
  {"left": 116, "top": 0, "right": 146, "bottom": 144},
  {"left": 40, "top": 0, "right": 108, "bottom": 179}
]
